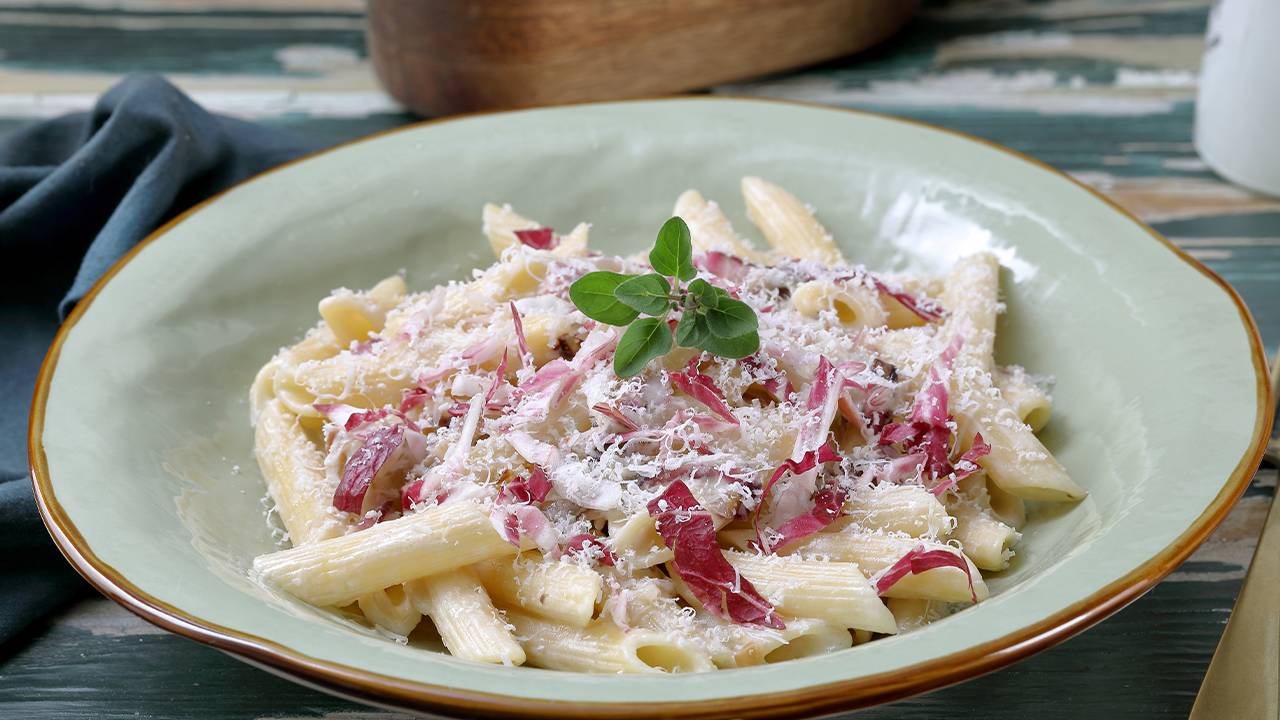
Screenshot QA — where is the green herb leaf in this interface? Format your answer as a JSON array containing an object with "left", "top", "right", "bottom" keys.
[
  {"left": 614, "top": 273, "right": 672, "bottom": 316},
  {"left": 705, "top": 297, "right": 758, "bottom": 338},
  {"left": 687, "top": 278, "right": 720, "bottom": 311},
  {"left": 650, "top": 217, "right": 696, "bottom": 281},
  {"left": 614, "top": 317, "right": 673, "bottom": 377},
  {"left": 569, "top": 271, "right": 641, "bottom": 326},
  {"left": 698, "top": 330, "right": 759, "bottom": 359},
  {"left": 675, "top": 312, "right": 711, "bottom": 348}
]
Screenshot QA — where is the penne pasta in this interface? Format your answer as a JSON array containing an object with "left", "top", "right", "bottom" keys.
[
  {"left": 508, "top": 611, "right": 713, "bottom": 673},
  {"left": 357, "top": 585, "right": 422, "bottom": 637},
  {"left": 994, "top": 365, "right": 1053, "bottom": 433},
  {"left": 254, "top": 399, "right": 346, "bottom": 545},
  {"left": 950, "top": 499, "right": 1020, "bottom": 571},
  {"left": 790, "top": 280, "right": 888, "bottom": 329},
  {"left": 741, "top": 176, "right": 844, "bottom": 266},
  {"left": 771, "top": 528, "right": 989, "bottom": 604},
  {"left": 839, "top": 484, "right": 952, "bottom": 538},
  {"left": 254, "top": 501, "right": 520, "bottom": 607},
  {"left": 723, "top": 552, "right": 897, "bottom": 634},
  {"left": 673, "top": 189, "right": 771, "bottom": 264},
  {"left": 406, "top": 568, "right": 526, "bottom": 665},
  {"left": 474, "top": 553, "right": 602, "bottom": 629}
]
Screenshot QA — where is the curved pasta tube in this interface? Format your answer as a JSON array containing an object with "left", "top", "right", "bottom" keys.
[
  {"left": 482, "top": 203, "right": 590, "bottom": 260},
  {"left": 940, "top": 252, "right": 1000, "bottom": 373},
  {"left": 474, "top": 553, "right": 603, "bottom": 628},
  {"left": 253, "top": 500, "right": 521, "bottom": 607},
  {"left": 250, "top": 359, "right": 280, "bottom": 421},
  {"left": 985, "top": 478, "right": 1027, "bottom": 529},
  {"left": 765, "top": 528, "right": 990, "bottom": 604},
  {"left": 790, "top": 280, "right": 888, "bottom": 329},
  {"left": 318, "top": 275, "right": 406, "bottom": 346},
  {"left": 406, "top": 568, "right": 526, "bottom": 665},
  {"left": 741, "top": 177, "right": 844, "bottom": 266},
  {"left": 357, "top": 585, "right": 422, "bottom": 637},
  {"left": 285, "top": 350, "right": 415, "bottom": 412},
  {"left": 507, "top": 611, "right": 713, "bottom": 673},
  {"left": 607, "top": 513, "right": 674, "bottom": 569},
  {"left": 950, "top": 500, "right": 1020, "bottom": 571},
  {"left": 994, "top": 365, "right": 1053, "bottom": 433},
  {"left": 762, "top": 618, "right": 855, "bottom": 663},
  {"left": 673, "top": 189, "right": 771, "bottom": 264},
  {"left": 886, "top": 597, "right": 934, "bottom": 633},
  {"left": 956, "top": 378, "right": 1085, "bottom": 502},
  {"left": 256, "top": 328, "right": 345, "bottom": 420},
  {"left": 839, "top": 484, "right": 951, "bottom": 538},
  {"left": 722, "top": 552, "right": 897, "bottom": 634},
  {"left": 483, "top": 202, "right": 543, "bottom": 257},
  {"left": 253, "top": 399, "right": 345, "bottom": 545}
]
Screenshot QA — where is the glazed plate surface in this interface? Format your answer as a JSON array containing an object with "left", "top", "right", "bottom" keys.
[{"left": 31, "top": 98, "right": 1270, "bottom": 719}]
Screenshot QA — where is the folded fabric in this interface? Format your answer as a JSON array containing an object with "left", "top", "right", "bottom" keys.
[{"left": 0, "top": 74, "right": 328, "bottom": 646}]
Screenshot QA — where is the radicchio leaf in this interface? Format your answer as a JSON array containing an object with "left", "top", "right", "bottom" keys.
[
  {"left": 514, "top": 227, "right": 558, "bottom": 250},
  {"left": 591, "top": 403, "right": 639, "bottom": 432},
  {"left": 314, "top": 403, "right": 390, "bottom": 432},
  {"left": 751, "top": 443, "right": 841, "bottom": 553},
  {"left": 933, "top": 432, "right": 992, "bottom": 496},
  {"left": 669, "top": 358, "right": 738, "bottom": 426},
  {"left": 792, "top": 355, "right": 842, "bottom": 457},
  {"left": 562, "top": 534, "right": 617, "bottom": 566},
  {"left": 509, "top": 301, "right": 532, "bottom": 362},
  {"left": 398, "top": 387, "right": 430, "bottom": 414},
  {"left": 694, "top": 251, "right": 752, "bottom": 284},
  {"left": 875, "top": 545, "right": 978, "bottom": 602},
  {"left": 491, "top": 467, "right": 557, "bottom": 553},
  {"left": 757, "top": 486, "right": 846, "bottom": 553},
  {"left": 870, "top": 277, "right": 947, "bottom": 322},
  {"left": 484, "top": 350, "right": 510, "bottom": 410},
  {"left": 648, "top": 480, "right": 783, "bottom": 629},
  {"left": 507, "top": 430, "right": 561, "bottom": 467},
  {"left": 351, "top": 337, "right": 382, "bottom": 355},
  {"left": 739, "top": 353, "right": 792, "bottom": 403},
  {"left": 498, "top": 466, "right": 553, "bottom": 505},
  {"left": 333, "top": 424, "right": 404, "bottom": 514}
]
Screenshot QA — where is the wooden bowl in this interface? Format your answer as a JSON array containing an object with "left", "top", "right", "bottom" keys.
[{"left": 366, "top": 0, "right": 918, "bottom": 116}]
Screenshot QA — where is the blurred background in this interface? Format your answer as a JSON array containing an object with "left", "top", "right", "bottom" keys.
[{"left": 2, "top": 1, "right": 1277, "bottom": 719}]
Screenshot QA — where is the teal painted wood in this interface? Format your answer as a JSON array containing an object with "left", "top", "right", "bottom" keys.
[{"left": 3, "top": 0, "right": 1277, "bottom": 718}]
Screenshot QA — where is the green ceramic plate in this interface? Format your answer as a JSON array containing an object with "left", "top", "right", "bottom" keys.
[{"left": 31, "top": 98, "right": 1271, "bottom": 719}]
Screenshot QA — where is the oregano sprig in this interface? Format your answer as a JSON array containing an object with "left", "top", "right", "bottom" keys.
[{"left": 569, "top": 216, "right": 760, "bottom": 377}]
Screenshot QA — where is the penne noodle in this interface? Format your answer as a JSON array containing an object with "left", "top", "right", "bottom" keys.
[
  {"left": 994, "top": 365, "right": 1053, "bottom": 433},
  {"left": 790, "top": 280, "right": 888, "bottom": 329},
  {"left": 254, "top": 399, "right": 346, "bottom": 545},
  {"left": 673, "top": 189, "right": 771, "bottom": 264},
  {"left": 254, "top": 501, "right": 521, "bottom": 607},
  {"left": 508, "top": 612, "right": 713, "bottom": 673},
  {"left": 741, "top": 176, "right": 845, "bottom": 266},
  {"left": 407, "top": 568, "right": 526, "bottom": 665},
  {"left": 723, "top": 552, "right": 897, "bottom": 634},
  {"left": 839, "top": 484, "right": 952, "bottom": 538},
  {"left": 357, "top": 585, "right": 422, "bottom": 637},
  {"left": 474, "top": 553, "right": 602, "bottom": 629}
]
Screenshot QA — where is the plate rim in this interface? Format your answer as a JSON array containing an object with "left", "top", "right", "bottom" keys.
[{"left": 28, "top": 96, "right": 1273, "bottom": 719}]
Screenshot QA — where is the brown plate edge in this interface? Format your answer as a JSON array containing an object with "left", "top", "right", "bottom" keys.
[{"left": 26, "top": 96, "right": 1274, "bottom": 720}]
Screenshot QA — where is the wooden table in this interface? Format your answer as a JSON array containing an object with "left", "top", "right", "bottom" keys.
[{"left": 2, "top": 1, "right": 1276, "bottom": 717}]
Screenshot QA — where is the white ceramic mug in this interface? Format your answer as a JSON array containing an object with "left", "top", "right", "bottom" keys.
[{"left": 1195, "top": 0, "right": 1280, "bottom": 197}]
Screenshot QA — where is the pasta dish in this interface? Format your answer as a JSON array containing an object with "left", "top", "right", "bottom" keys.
[{"left": 249, "top": 177, "right": 1084, "bottom": 672}]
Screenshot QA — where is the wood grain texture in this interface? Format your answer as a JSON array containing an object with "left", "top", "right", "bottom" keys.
[
  {"left": 2, "top": 0, "right": 1278, "bottom": 717},
  {"left": 365, "top": 0, "right": 919, "bottom": 115}
]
